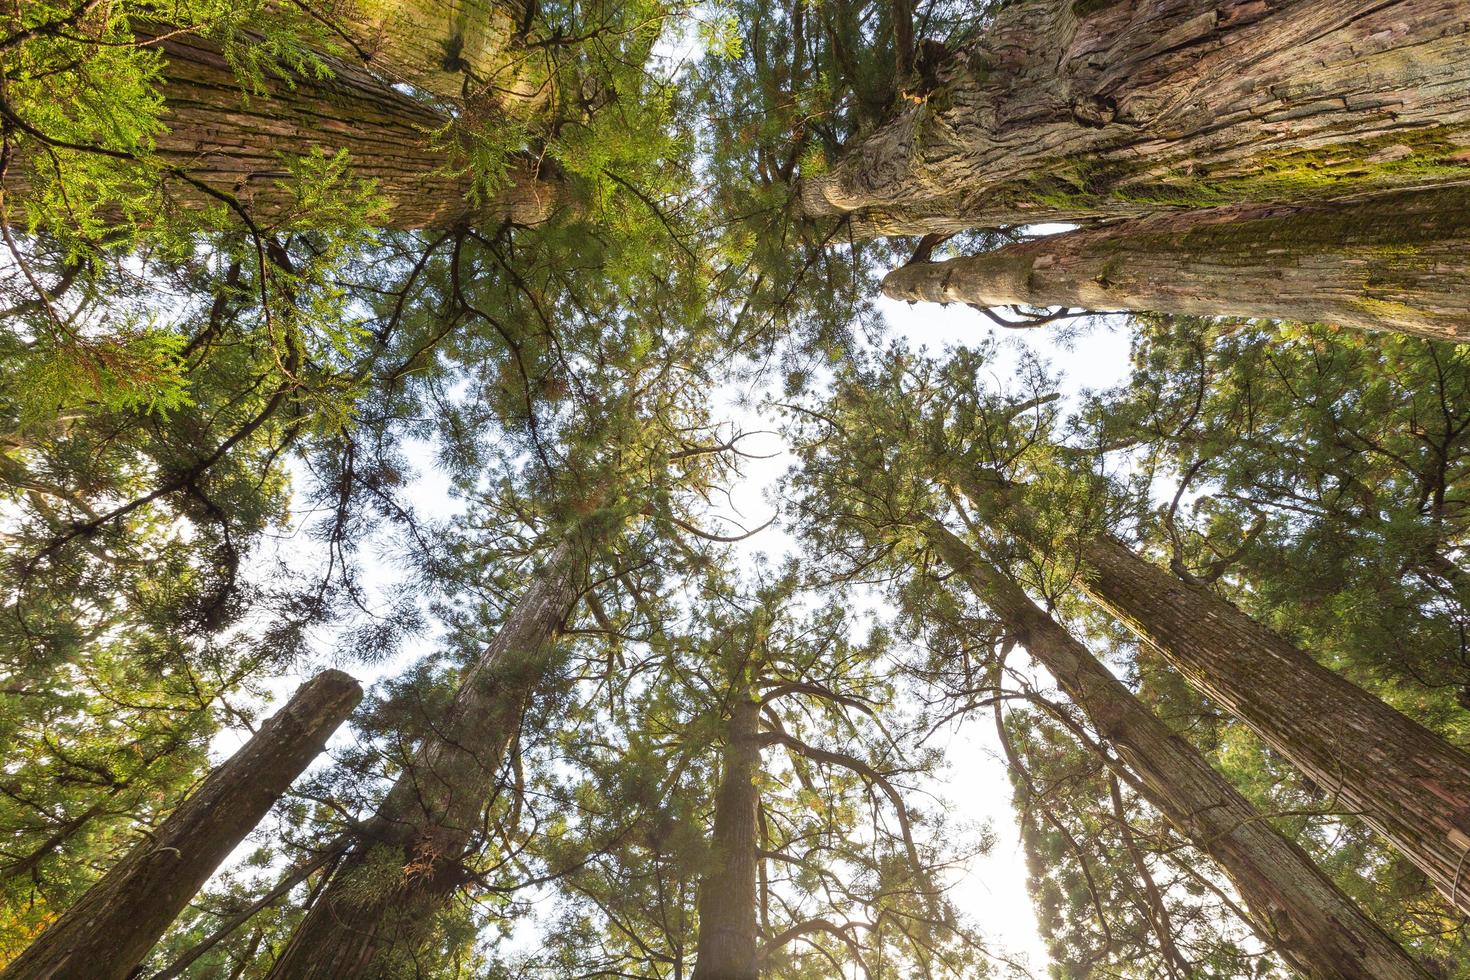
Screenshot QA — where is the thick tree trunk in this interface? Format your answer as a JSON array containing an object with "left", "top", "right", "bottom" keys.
[
  {"left": 144, "top": 28, "right": 560, "bottom": 230},
  {"left": 800, "top": 0, "right": 1470, "bottom": 236},
  {"left": 925, "top": 524, "right": 1429, "bottom": 980},
  {"left": 1073, "top": 533, "right": 1470, "bottom": 917},
  {"left": 692, "top": 697, "right": 761, "bottom": 980},
  {"left": 329, "top": 0, "right": 549, "bottom": 112},
  {"left": 953, "top": 473, "right": 1470, "bottom": 915},
  {"left": 882, "top": 187, "right": 1470, "bottom": 342},
  {"left": 262, "top": 537, "right": 586, "bottom": 980},
  {"left": 0, "top": 670, "right": 362, "bottom": 980}
]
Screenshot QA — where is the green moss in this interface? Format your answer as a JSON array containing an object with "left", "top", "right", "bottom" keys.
[
  {"left": 1072, "top": 0, "right": 1120, "bottom": 15},
  {"left": 1350, "top": 297, "right": 1427, "bottom": 322},
  {"left": 1125, "top": 130, "right": 1470, "bottom": 206},
  {"left": 1005, "top": 127, "right": 1470, "bottom": 215}
]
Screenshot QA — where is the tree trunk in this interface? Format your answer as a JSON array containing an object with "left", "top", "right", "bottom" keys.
[
  {"left": 329, "top": 0, "right": 549, "bottom": 113},
  {"left": 4, "top": 23, "right": 561, "bottom": 231},
  {"left": 952, "top": 472, "right": 1470, "bottom": 915},
  {"left": 0, "top": 670, "right": 362, "bottom": 980},
  {"left": 145, "top": 27, "right": 560, "bottom": 230},
  {"left": 800, "top": 0, "right": 1470, "bottom": 236},
  {"left": 882, "top": 187, "right": 1470, "bottom": 342},
  {"left": 924, "top": 523, "right": 1430, "bottom": 980},
  {"left": 1073, "top": 532, "right": 1470, "bottom": 916},
  {"left": 692, "top": 697, "right": 761, "bottom": 980},
  {"left": 262, "top": 537, "right": 586, "bottom": 980}
]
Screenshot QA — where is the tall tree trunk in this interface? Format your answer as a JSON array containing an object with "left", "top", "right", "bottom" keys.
[
  {"left": 691, "top": 696, "right": 761, "bottom": 980},
  {"left": 800, "top": 0, "right": 1470, "bottom": 236},
  {"left": 924, "top": 523, "right": 1430, "bottom": 980},
  {"left": 330, "top": 0, "right": 550, "bottom": 113},
  {"left": 1077, "top": 532, "right": 1470, "bottom": 915},
  {"left": 0, "top": 670, "right": 362, "bottom": 980},
  {"left": 953, "top": 473, "right": 1470, "bottom": 915},
  {"left": 883, "top": 187, "right": 1470, "bottom": 342},
  {"left": 144, "top": 28, "right": 559, "bottom": 230},
  {"left": 262, "top": 536, "right": 587, "bottom": 980}
]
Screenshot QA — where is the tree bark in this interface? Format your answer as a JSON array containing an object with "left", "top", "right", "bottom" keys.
[
  {"left": 1074, "top": 532, "right": 1470, "bottom": 917},
  {"left": 692, "top": 697, "right": 761, "bottom": 980},
  {"left": 882, "top": 187, "right": 1470, "bottom": 342},
  {"left": 0, "top": 670, "right": 362, "bottom": 980},
  {"left": 952, "top": 472, "right": 1470, "bottom": 916},
  {"left": 327, "top": 0, "right": 549, "bottom": 112},
  {"left": 141, "top": 28, "right": 560, "bottom": 230},
  {"left": 924, "top": 523, "right": 1430, "bottom": 980},
  {"left": 800, "top": 0, "right": 1470, "bottom": 236},
  {"left": 262, "top": 536, "right": 587, "bottom": 980}
]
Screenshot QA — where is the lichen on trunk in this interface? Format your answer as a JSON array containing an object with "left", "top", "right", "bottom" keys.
[{"left": 801, "top": 0, "right": 1470, "bottom": 236}]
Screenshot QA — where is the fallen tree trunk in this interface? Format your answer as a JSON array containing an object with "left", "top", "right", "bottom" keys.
[
  {"left": 801, "top": 0, "right": 1470, "bottom": 236},
  {"left": 882, "top": 187, "right": 1470, "bottom": 342},
  {"left": 0, "top": 670, "right": 362, "bottom": 980}
]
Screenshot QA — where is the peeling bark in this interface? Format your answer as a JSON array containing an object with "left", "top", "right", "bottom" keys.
[
  {"left": 1, "top": 671, "right": 362, "bottom": 980},
  {"left": 801, "top": 0, "right": 1470, "bottom": 236},
  {"left": 882, "top": 187, "right": 1470, "bottom": 342},
  {"left": 691, "top": 697, "right": 761, "bottom": 980},
  {"left": 926, "top": 523, "right": 1430, "bottom": 980},
  {"left": 261, "top": 538, "right": 586, "bottom": 980}
]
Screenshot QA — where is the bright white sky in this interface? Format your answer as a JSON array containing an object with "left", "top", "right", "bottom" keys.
[
  {"left": 221, "top": 282, "right": 1134, "bottom": 975},
  {"left": 704, "top": 297, "right": 1135, "bottom": 973}
]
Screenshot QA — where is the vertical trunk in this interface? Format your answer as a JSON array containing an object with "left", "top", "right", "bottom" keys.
[
  {"left": 330, "top": 0, "right": 550, "bottom": 113},
  {"left": 925, "top": 523, "right": 1430, "bottom": 980},
  {"left": 146, "top": 28, "right": 560, "bottom": 229},
  {"left": 691, "top": 697, "right": 762, "bottom": 980},
  {"left": 1073, "top": 532, "right": 1470, "bottom": 916},
  {"left": 1, "top": 671, "right": 362, "bottom": 980},
  {"left": 262, "top": 537, "right": 587, "bottom": 980},
  {"left": 9, "top": 25, "right": 561, "bottom": 230},
  {"left": 800, "top": 0, "right": 1470, "bottom": 236},
  {"left": 953, "top": 473, "right": 1470, "bottom": 915},
  {"left": 881, "top": 187, "right": 1470, "bottom": 342}
]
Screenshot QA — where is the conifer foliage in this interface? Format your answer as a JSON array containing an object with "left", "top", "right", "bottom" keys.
[{"left": 2, "top": 1, "right": 1469, "bottom": 978}]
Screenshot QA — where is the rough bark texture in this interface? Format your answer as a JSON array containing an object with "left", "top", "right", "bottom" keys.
[
  {"left": 326, "top": 0, "right": 530, "bottom": 102},
  {"left": 0, "top": 670, "right": 362, "bottom": 980},
  {"left": 1073, "top": 533, "right": 1470, "bottom": 917},
  {"left": 263, "top": 538, "right": 586, "bottom": 980},
  {"left": 145, "top": 27, "right": 560, "bottom": 229},
  {"left": 692, "top": 697, "right": 761, "bottom": 980},
  {"left": 882, "top": 187, "right": 1470, "bottom": 342},
  {"left": 801, "top": 0, "right": 1470, "bottom": 236},
  {"left": 925, "top": 524, "right": 1429, "bottom": 980}
]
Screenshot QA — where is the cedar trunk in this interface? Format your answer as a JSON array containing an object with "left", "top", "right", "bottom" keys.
[
  {"left": 882, "top": 188, "right": 1470, "bottom": 342},
  {"left": 800, "top": 0, "right": 1470, "bottom": 236},
  {"left": 262, "top": 537, "right": 586, "bottom": 980},
  {"left": 1073, "top": 533, "right": 1470, "bottom": 916},
  {"left": 0, "top": 670, "right": 362, "bottom": 980},
  {"left": 691, "top": 697, "right": 762, "bottom": 980},
  {"left": 925, "top": 524, "right": 1429, "bottom": 980},
  {"left": 332, "top": 0, "right": 549, "bottom": 111},
  {"left": 97, "top": 26, "right": 557, "bottom": 230}
]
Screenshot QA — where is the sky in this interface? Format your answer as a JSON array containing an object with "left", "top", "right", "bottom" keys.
[
  {"left": 216, "top": 283, "right": 1136, "bottom": 975},
  {"left": 687, "top": 296, "right": 1136, "bottom": 972}
]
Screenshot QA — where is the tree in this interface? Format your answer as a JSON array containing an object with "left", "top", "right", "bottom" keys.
[
  {"left": 0, "top": 670, "right": 360, "bottom": 980},
  {"left": 881, "top": 187, "right": 1470, "bottom": 341},
  {"left": 799, "top": 0, "right": 1470, "bottom": 236},
  {"left": 518, "top": 571, "right": 989, "bottom": 978},
  {"left": 783, "top": 348, "right": 1435, "bottom": 979}
]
